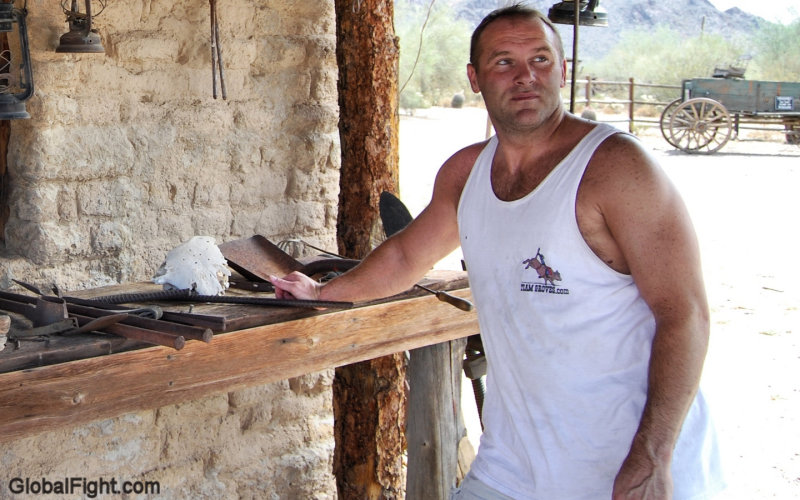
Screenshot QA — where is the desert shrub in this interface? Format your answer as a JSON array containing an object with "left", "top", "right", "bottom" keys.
[{"left": 396, "top": 1, "right": 472, "bottom": 111}]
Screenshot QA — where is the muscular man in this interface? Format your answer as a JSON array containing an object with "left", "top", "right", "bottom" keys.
[{"left": 273, "top": 5, "right": 723, "bottom": 499}]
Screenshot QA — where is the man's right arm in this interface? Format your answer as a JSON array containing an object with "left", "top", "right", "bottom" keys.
[{"left": 272, "top": 143, "right": 484, "bottom": 303}]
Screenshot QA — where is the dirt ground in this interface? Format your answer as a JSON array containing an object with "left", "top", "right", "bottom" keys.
[{"left": 399, "top": 107, "right": 800, "bottom": 499}]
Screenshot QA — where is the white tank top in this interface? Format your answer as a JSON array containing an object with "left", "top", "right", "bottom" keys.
[{"left": 457, "top": 123, "right": 723, "bottom": 499}]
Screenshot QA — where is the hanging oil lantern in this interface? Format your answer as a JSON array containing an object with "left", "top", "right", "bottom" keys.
[
  {"left": 0, "top": 1, "right": 33, "bottom": 120},
  {"left": 56, "top": 0, "right": 105, "bottom": 53}
]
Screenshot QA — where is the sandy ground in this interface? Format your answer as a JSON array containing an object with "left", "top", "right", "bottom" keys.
[{"left": 399, "top": 107, "right": 800, "bottom": 499}]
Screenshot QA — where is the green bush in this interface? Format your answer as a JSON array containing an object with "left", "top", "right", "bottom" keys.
[
  {"left": 584, "top": 26, "right": 745, "bottom": 98},
  {"left": 396, "top": 1, "right": 472, "bottom": 111},
  {"left": 749, "top": 19, "right": 800, "bottom": 81}
]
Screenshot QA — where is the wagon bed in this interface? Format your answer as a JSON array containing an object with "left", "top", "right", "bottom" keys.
[{"left": 660, "top": 77, "right": 800, "bottom": 153}]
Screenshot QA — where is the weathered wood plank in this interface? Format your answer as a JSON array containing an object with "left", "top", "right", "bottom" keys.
[
  {"left": 0, "top": 271, "right": 470, "bottom": 373},
  {"left": 0, "top": 289, "right": 477, "bottom": 443},
  {"left": 407, "top": 339, "right": 468, "bottom": 499}
]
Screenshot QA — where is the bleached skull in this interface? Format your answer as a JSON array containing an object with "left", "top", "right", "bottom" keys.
[{"left": 153, "top": 236, "right": 231, "bottom": 296}]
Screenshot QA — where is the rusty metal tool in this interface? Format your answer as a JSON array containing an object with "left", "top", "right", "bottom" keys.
[
  {"left": 0, "top": 295, "right": 35, "bottom": 318},
  {"left": 11, "top": 279, "right": 47, "bottom": 296},
  {"left": 9, "top": 319, "right": 76, "bottom": 339},
  {"left": 228, "top": 279, "right": 275, "bottom": 292},
  {"left": 49, "top": 288, "right": 226, "bottom": 331},
  {"left": 378, "top": 191, "right": 474, "bottom": 312},
  {"left": 64, "top": 302, "right": 213, "bottom": 343},
  {"left": 219, "top": 235, "right": 359, "bottom": 282},
  {"left": 0, "top": 287, "right": 196, "bottom": 348},
  {"left": 11, "top": 280, "right": 169, "bottom": 324},
  {"left": 158, "top": 310, "right": 227, "bottom": 332},
  {"left": 219, "top": 235, "right": 303, "bottom": 281},
  {"left": 414, "top": 283, "right": 473, "bottom": 311},
  {"left": 69, "top": 313, "right": 130, "bottom": 335},
  {"left": 30, "top": 297, "right": 68, "bottom": 326},
  {"left": 209, "top": 0, "right": 226, "bottom": 99},
  {"left": 189, "top": 294, "right": 354, "bottom": 309},
  {"left": 71, "top": 313, "right": 186, "bottom": 350},
  {"left": 0, "top": 296, "right": 128, "bottom": 339},
  {"left": 88, "top": 288, "right": 354, "bottom": 310}
]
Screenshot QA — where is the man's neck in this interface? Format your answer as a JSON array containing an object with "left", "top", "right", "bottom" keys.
[
  {"left": 493, "top": 108, "right": 569, "bottom": 172},
  {"left": 489, "top": 112, "right": 595, "bottom": 201}
]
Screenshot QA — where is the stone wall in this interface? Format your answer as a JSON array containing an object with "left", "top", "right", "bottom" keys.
[
  {"left": 2, "top": 0, "right": 341, "bottom": 288},
  {"left": 2, "top": 372, "right": 336, "bottom": 499},
  {"left": 1, "top": 1, "right": 340, "bottom": 497}
]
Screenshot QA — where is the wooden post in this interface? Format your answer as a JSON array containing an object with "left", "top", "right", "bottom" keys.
[
  {"left": 335, "top": 0, "right": 400, "bottom": 258},
  {"left": 629, "top": 77, "right": 635, "bottom": 133},
  {"left": 333, "top": 1, "right": 404, "bottom": 498},
  {"left": 406, "top": 338, "right": 469, "bottom": 499},
  {"left": 585, "top": 76, "right": 592, "bottom": 108},
  {"left": 0, "top": 119, "right": 9, "bottom": 242}
]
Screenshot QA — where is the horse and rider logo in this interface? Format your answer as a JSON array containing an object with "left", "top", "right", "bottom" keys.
[{"left": 522, "top": 248, "right": 562, "bottom": 285}]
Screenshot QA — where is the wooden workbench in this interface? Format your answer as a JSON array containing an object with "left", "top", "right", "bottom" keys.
[{"left": 0, "top": 270, "right": 477, "bottom": 443}]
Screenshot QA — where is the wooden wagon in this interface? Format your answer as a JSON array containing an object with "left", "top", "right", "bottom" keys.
[{"left": 660, "top": 77, "right": 800, "bottom": 153}]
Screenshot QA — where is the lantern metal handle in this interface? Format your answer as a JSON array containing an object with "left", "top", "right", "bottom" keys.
[{"left": 56, "top": 0, "right": 105, "bottom": 53}]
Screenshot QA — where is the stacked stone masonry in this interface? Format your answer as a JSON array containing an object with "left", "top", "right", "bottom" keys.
[{"left": 0, "top": 1, "right": 340, "bottom": 498}]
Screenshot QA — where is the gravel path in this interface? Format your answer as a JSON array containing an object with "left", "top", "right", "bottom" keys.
[{"left": 400, "top": 107, "right": 800, "bottom": 499}]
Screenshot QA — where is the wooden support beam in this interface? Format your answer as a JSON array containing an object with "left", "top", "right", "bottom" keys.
[
  {"left": 333, "top": 0, "right": 402, "bottom": 497},
  {"left": 0, "top": 290, "right": 476, "bottom": 444},
  {"left": 407, "top": 338, "right": 469, "bottom": 499}
]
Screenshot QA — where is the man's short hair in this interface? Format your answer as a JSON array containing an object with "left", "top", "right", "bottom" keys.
[{"left": 470, "top": 4, "right": 565, "bottom": 68}]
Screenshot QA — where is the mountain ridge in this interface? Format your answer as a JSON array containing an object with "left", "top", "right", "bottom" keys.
[{"left": 452, "top": 0, "right": 768, "bottom": 59}]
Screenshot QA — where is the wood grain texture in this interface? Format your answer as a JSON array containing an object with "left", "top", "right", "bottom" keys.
[
  {"left": 0, "top": 289, "right": 477, "bottom": 443},
  {"left": 406, "top": 339, "right": 468, "bottom": 499}
]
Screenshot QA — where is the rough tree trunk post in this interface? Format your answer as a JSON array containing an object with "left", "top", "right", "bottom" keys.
[
  {"left": 333, "top": 1, "right": 404, "bottom": 499},
  {"left": 0, "top": 120, "right": 9, "bottom": 241}
]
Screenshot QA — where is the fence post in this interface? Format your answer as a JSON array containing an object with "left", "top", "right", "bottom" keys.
[
  {"left": 628, "top": 77, "right": 635, "bottom": 133},
  {"left": 586, "top": 76, "right": 592, "bottom": 108}
]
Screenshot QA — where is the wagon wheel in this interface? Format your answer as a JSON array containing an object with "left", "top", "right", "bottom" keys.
[
  {"left": 668, "top": 97, "right": 732, "bottom": 154},
  {"left": 659, "top": 98, "right": 683, "bottom": 148}
]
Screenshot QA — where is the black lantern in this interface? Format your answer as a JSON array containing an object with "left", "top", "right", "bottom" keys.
[
  {"left": 56, "top": 0, "right": 105, "bottom": 53},
  {"left": 0, "top": 2, "right": 33, "bottom": 120},
  {"left": 548, "top": 1, "right": 608, "bottom": 113},
  {"left": 548, "top": 0, "right": 608, "bottom": 27}
]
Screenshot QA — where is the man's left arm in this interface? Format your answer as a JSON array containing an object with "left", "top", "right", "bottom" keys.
[{"left": 592, "top": 137, "right": 710, "bottom": 499}]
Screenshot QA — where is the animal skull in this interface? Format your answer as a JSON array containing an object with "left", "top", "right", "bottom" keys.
[{"left": 152, "top": 236, "right": 231, "bottom": 296}]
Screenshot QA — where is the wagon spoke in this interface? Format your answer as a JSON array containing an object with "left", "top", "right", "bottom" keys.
[
  {"left": 668, "top": 98, "right": 732, "bottom": 154},
  {"left": 659, "top": 98, "right": 683, "bottom": 148},
  {"left": 672, "top": 127, "right": 689, "bottom": 144},
  {"left": 698, "top": 101, "right": 708, "bottom": 120},
  {"left": 698, "top": 129, "right": 718, "bottom": 147}
]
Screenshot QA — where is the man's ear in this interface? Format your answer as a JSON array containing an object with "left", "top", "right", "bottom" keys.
[
  {"left": 467, "top": 63, "right": 481, "bottom": 93},
  {"left": 560, "top": 58, "right": 567, "bottom": 88}
]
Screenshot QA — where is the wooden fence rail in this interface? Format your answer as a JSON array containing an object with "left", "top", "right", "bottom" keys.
[{"left": 564, "top": 77, "right": 681, "bottom": 132}]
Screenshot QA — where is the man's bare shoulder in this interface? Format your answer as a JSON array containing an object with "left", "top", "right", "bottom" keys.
[
  {"left": 583, "top": 132, "right": 664, "bottom": 190},
  {"left": 446, "top": 140, "right": 489, "bottom": 169},
  {"left": 437, "top": 140, "right": 490, "bottom": 188},
  {"left": 595, "top": 130, "right": 650, "bottom": 161}
]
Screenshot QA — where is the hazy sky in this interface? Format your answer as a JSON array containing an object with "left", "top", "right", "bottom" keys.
[{"left": 709, "top": 0, "right": 799, "bottom": 23}]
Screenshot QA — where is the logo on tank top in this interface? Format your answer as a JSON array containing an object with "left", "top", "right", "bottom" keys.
[{"left": 520, "top": 248, "right": 570, "bottom": 295}]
